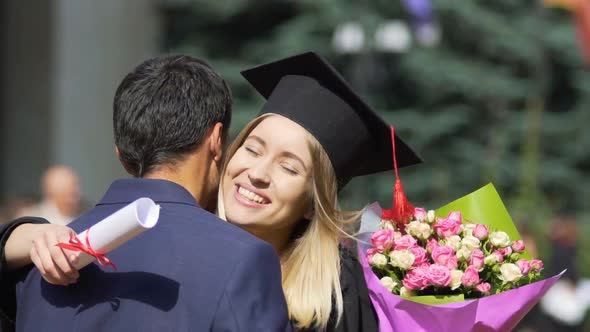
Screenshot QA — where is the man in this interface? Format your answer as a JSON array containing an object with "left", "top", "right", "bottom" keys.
[
  {"left": 2, "top": 55, "right": 290, "bottom": 331},
  {"left": 18, "top": 165, "right": 82, "bottom": 225}
]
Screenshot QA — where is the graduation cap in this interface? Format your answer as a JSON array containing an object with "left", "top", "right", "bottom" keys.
[{"left": 241, "top": 52, "right": 422, "bottom": 189}]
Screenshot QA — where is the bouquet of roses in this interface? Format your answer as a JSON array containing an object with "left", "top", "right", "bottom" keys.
[
  {"left": 357, "top": 126, "right": 563, "bottom": 331},
  {"left": 367, "top": 201, "right": 544, "bottom": 300},
  {"left": 358, "top": 184, "right": 563, "bottom": 331}
]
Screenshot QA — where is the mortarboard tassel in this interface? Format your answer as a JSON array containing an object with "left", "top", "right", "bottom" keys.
[{"left": 381, "top": 125, "right": 414, "bottom": 228}]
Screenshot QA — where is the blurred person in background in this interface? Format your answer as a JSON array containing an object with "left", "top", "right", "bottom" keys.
[
  {"left": 18, "top": 165, "right": 81, "bottom": 225},
  {"left": 535, "top": 211, "right": 588, "bottom": 332}
]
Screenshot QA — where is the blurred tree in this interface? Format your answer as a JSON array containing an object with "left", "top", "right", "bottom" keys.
[{"left": 159, "top": 0, "right": 590, "bottom": 272}]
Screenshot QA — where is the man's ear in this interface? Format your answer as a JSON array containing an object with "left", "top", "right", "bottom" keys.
[
  {"left": 115, "top": 146, "right": 135, "bottom": 176},
  {"left": 208, "top": 122, "right": 224, "bottom": 162}
]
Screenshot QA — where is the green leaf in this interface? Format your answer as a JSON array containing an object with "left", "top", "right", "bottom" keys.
[
  {"left": 435, "top": 183, "right": 531, "bottom": 260},
  {"left": 402, "top": 294, "right": 465, "bottom": 305}
]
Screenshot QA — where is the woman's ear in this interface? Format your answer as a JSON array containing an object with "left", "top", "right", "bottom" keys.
[{"left": 208, "top": 122, "right": 224, "bottom": 162}]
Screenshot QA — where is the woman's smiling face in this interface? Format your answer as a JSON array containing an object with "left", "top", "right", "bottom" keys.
[{"left": 222, "top": 115, "right": 313, "bottom": 232}]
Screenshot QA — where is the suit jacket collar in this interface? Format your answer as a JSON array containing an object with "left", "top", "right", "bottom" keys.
[{"left": 97, "top": 178, "right": 201, "bottom": 208}]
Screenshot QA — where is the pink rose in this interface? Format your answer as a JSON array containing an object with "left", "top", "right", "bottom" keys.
[
  {"left": 409, "top": 246, "right": 429, "bottom": 267},
  {"left": 475, "top": 282, "right": 491, "bottom": 294},
  {"left": 461, "top": 266, "right": 481, "bottom": 287},
  {"left": 512, "top": 240, "right": 526, "bottom": 253},
  {"left": 491, "top": 250, "right": 505, "bottom": 263},
  {"left": 366, "top": 247, "right": 382, "bottom": 264},
  {"left": 402, "top": 265, "right": 430, "bottom": 290},
  {"left": 426, "top": 264, "right": 452, "bottom": 287},
  {"left": 414, "top": 207, "right": 427, "bottom": 222},
  {"left": 371, "top": 229, "right": 395, "bottom": 250},
  {"left": 516, "top": 259, "right": 531, "bottom": 274},
  {"left": 497, "top": 247, "right": 513, "bottom": 257},
  {"left": 394, "top": 235, "right": 417, "bottom": 250},
  {"left": 433, "top": 212, "right": 462, "bottom": 238},
  {"left": 431, "top": 245, "right": 458, "bottom": 270},
  {"left": 472, "top": 224, "right": 489, "bottom": 240},
  {"left": 426, "top": 238, "right": 440, "bottom": 253},
  {"left": 530, "top": 259, "right": 544, "bottom": 272},
  {"left": 470, "top": 249, "right": 485, "bottom": 270}
]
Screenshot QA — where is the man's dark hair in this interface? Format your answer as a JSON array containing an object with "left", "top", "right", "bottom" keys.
[{"left": 113, "top": 55, "right": 232, "bottom": 177}]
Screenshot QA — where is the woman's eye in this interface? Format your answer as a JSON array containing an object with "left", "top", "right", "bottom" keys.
[
  {"left": 281, "top": 165, "right": 298, "bottom": 175},
  {"left": 245, "top": 146, "right": 259, "bottom": 156}
]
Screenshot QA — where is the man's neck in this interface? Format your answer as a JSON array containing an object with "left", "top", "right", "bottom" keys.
[{"left": 143, "top": 160, "right": 210, "bottom": 208}]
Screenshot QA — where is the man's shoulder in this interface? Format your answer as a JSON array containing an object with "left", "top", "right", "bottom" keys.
[
  {"left": 69, "top": 202, "right": 275, "bottom": 272},
  {"left": 157, "top": 203, "right": 272, "bottom": 252}
]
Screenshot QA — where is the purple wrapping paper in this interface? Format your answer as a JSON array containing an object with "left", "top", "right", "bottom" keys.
[{"left": 359, "top": 250, "right": 563, "bottom": 331}]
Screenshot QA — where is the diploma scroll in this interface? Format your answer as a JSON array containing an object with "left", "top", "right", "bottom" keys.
[{"left": 70, "top": 197, "right": 160, "bottom": 270}]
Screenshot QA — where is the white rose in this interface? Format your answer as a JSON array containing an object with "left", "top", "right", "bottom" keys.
[
  {"left": 400, "top": 286, "right": 415, "bottom": 297},
  {"left": 461, "top": 235, "right": 481, "bottom": 251},
  {"left": 426, "top": 210, "right": 436, "bottom": 223},
  {"left": 415, "top": 223, "right": 432, "bottom": 240},
  {"left": 405, "top": 220, "right": 421, "bottom": 236},
  {"left": 371, "top": 253, "right": 388, "bottom": 266},
  {"left": 388, "top": 250, "right": 415, "bottom": 270},
  {"left": 489, "top": 231, "right": 511, "bottom": 248},
  {"left": 484, "top": 254, "right": 498, "bottom": 265},
  {"left": 462, "top": 223, "right": 476, "bottom": 237},
  {"left": 380, "top": 221, "right": 396, "bottom": 231},
  {"left": 393, "top": 231, "right": 403, "bottom": 241},
  {"left": 445, "top": 235, "right": 462, "bottom": 251},
  {"left": 380, "top": 276, "right": 398, "bottom": 292},
  {"left": 407, "top": 221, "right": 431, "bottom": 240},
  {"left": 499, "top": 263, "right": 523, "bottom": 283},
  {"left": 450, "top": 269, "right": 464, "bottom": 290},
  {"left": 456, "top": 246, "right": 472, "bottom": 261}
]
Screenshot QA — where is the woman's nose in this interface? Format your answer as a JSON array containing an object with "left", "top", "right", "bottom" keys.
[{"left": 247, "top": 162, "right": 271, "bottom": 185}]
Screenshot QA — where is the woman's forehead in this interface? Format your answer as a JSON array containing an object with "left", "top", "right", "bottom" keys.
[
  {"left": 247, "top": 116, "right": 313, "bottom": 162},
  {"left": 250, "top": 115, "right": 309, "bottom": 142}
]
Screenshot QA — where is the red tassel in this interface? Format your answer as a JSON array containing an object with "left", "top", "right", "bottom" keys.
[{"left": 381, "top": 126, "right": 414, "bottom": 228}]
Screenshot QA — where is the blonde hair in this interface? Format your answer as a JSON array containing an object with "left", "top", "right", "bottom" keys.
[{"left": 217, "top": 114, "right": 358, "bottom": 330}]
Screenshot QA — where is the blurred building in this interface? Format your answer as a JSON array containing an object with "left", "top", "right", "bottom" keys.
[{"left": 0, "top": 0, "right": 161, "bottom": 204}]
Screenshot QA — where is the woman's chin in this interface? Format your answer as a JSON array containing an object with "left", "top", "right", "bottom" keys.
[{"left": 226, "top": 214, "right": 259, "bottom": 229}]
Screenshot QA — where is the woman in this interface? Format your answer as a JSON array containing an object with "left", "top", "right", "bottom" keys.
[{"left": 1, "top": 52, "right": 421, "bottom": 331}]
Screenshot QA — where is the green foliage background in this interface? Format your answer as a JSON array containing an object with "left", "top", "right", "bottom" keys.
[{"left": 160, "top": 0, "right": 590, "bottom": 277}]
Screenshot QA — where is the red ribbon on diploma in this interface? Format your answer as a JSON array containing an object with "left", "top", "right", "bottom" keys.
[{"left": 56, "top": 227, "right": 117, "bottom": 271}]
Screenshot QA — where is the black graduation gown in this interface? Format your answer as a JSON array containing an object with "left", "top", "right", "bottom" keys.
[
  {"left": 295, "top": 247, "right": 379, "bottom": 332},
  {"left": 0, "top": 217, "right": 49, "bottom": 332}
]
